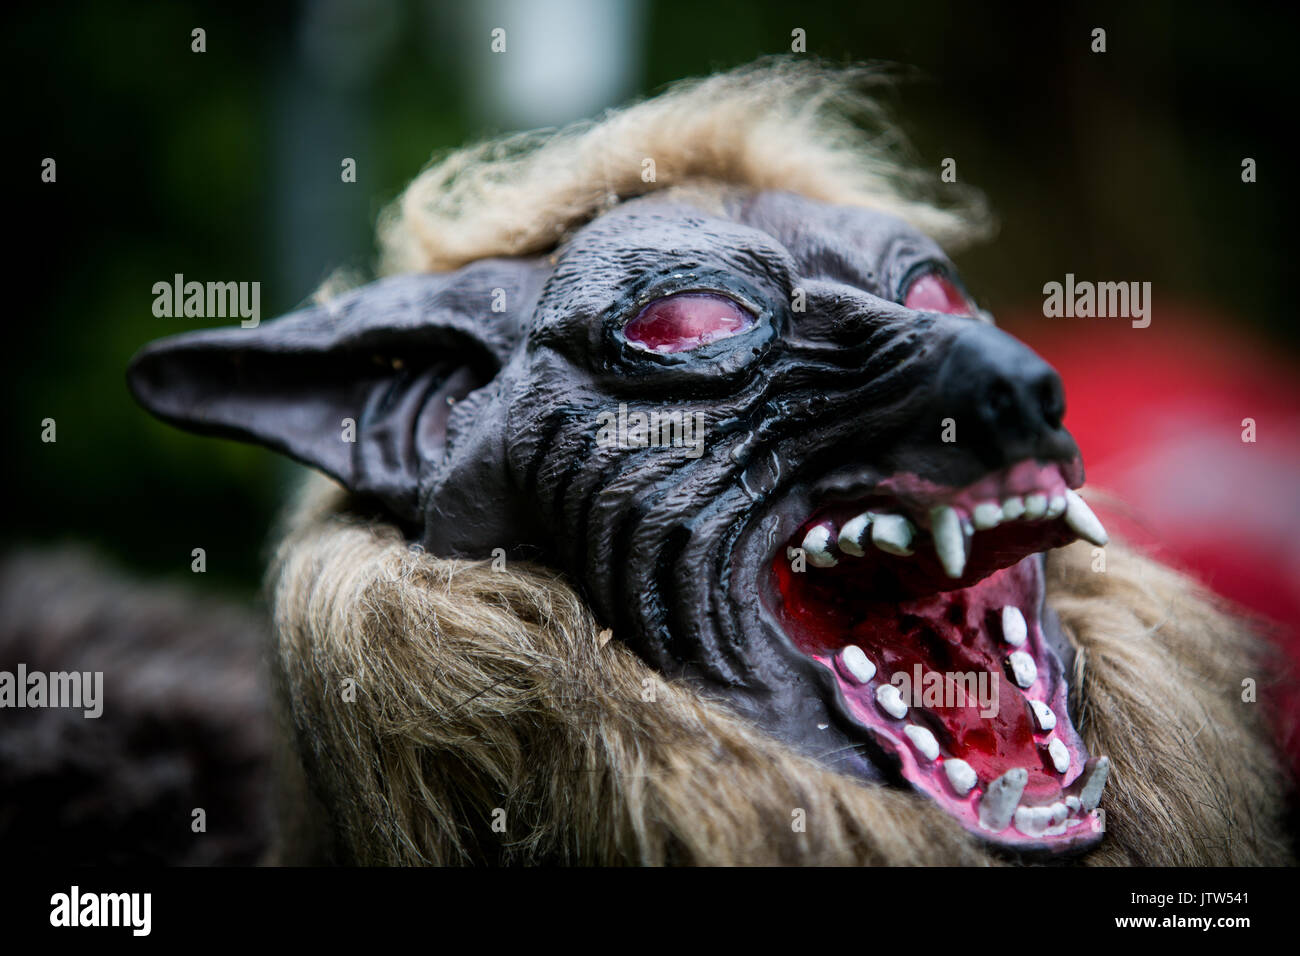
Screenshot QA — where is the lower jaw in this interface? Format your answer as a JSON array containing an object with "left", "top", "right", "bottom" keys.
[{"left": 769, "top": 549, "right": 1105, "bottom": 852}]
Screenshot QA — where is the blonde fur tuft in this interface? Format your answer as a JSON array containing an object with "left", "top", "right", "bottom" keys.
[{"left": 378, "top": 58, "right": 992, "bottom": 276}]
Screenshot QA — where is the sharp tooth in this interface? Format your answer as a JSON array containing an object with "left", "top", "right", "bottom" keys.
[
  {"left": 1079, "top": 756, "right": 1110, "bottom": 812},
  {"left": 904, "top": 723, "right": 939, "bottom": 761},
  {"left": 1065, "top": 795, "right": 1081, "bottom": 813},
  {"left": 1045, "top": 494, "right": 1067, "bottom": 519},
  {"left": 1050, "top": 801, "right": 1069, "bottom": 825},
  {"left": 972, "top": 502, "right": 1003, "bottom": 530},
  {"left": 875, "top": 683, "right": 908, "bottom": 719},
  {"left": 978, "top": 767, "right": 1028, "bottom": 831},
  {"left": 944, "top": 758, "right": 977, "bottom": 796},
  {"left": 1001, "top": 606, "right": 1028, "bottom": 647},
  {"left": 1008, "top": 650, "right": 1038, "bottom": 688},
  {"left": 1047, "top": 738, "right": 1070, "bottom": 773},
  {"left": 1013, "top": 804, "right": 1055, "bottom": 837},
  {"left": 1023, "top": 493, "right": 1048, "bottom": 520},
  {"left": 838, "top": 645, "right": 876, "bottom": 684},
  {"left": 1029, "top": 699, "right": 1057, "bottom": 731},
  {"left": 871, "top": 513, "right": 915, "bottom": 555},
  {"left": 1001, "top": 496, "right": 1025, "bottom": 520},
  {"left": 930, "top": 506, "right": 968, "bottom": 579},
  {"left": 1064, "top": 489, "right": 1109, "bottom": 546},
  {"left": 801, "top": 524, "right": 838, "bottom": 567},
  {"left": 837, "top": 512, "right": 873, "bottom": 556}
]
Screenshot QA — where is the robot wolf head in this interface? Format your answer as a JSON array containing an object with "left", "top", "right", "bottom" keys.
[{"left": 129, "top": 64, "right": 1112, "bottom": 854}]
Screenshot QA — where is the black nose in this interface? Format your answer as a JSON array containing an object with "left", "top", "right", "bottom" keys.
[{"left": 936, "top": 323, "right": 1076, "bottom": 468}]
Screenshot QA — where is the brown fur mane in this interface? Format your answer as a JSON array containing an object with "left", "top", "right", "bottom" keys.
[{"left": 267, "top": 476, "right": 1291, "bottom": 865}]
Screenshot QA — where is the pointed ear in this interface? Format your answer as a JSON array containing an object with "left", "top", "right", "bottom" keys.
[{"left": 128, "top": 259, "right": 544, "bottom": 523}]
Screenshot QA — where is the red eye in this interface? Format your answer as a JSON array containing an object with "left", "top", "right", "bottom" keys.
[
  {"left": 623, "top": 292, "right": 754, "bottom": 353},
  {"left": 903, "top": 271, "right": 976, "bottom": 316}
]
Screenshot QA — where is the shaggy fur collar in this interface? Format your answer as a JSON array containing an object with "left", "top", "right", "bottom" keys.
[{"left": 267, "top": 477, "right": 1291, "bottom": 865}]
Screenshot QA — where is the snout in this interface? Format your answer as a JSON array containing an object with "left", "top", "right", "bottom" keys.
[{"left": 936, "top": 323, "right": 1078, "bottom": 471}]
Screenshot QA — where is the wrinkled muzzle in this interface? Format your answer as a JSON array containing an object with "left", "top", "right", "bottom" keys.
[{"left": 721, "top": 311, "right": 1112, "bottom": 853}]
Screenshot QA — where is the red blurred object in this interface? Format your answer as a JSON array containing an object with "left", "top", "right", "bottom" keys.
[{"left": 1005, "top": 304, "right": 1300, "bottom": 772}]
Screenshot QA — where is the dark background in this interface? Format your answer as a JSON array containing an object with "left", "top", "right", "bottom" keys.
[{"left": 6, "top": 0, "right": 1294, "bottom": 596}]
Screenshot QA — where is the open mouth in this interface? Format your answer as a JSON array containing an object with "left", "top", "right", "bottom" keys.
[{"left": 766, "top": 459, "right": 1112, "bottom": 851}]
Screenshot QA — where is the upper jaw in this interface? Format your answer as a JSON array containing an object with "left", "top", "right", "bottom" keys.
[{"left": 794, "top": 457, "right": 1108, "bottom": 581}]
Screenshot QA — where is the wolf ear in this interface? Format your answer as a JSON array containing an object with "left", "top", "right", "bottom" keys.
[{"left": 128, "top": 259, "right": 543, "bottom": 524}]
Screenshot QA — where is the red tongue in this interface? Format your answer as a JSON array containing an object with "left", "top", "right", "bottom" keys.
[{"left": 773, "top": 554, "right": 1059, "bottom": 798}]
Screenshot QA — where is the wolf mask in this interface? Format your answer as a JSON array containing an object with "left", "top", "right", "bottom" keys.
[{"left": 129, "top": 159, "right": 1126, "bottom": 853}]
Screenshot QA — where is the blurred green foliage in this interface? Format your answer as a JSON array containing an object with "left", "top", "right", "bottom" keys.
[{"left": 7, "top": 0, "right": 1293, "bottom": 595}]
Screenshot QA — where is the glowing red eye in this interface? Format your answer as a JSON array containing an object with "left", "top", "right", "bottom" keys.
[
  {"left": 623, "top": 292, "right": 754, "bottom": 353},
  {"left": 903, "top": 272, "right": 976, "bottom": 316}
]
